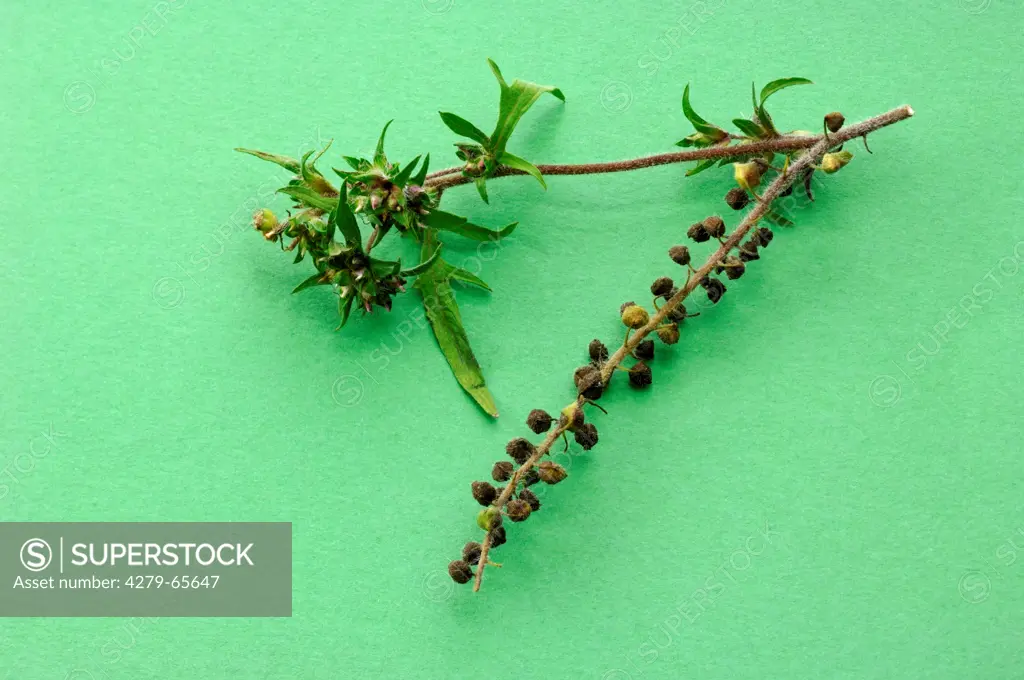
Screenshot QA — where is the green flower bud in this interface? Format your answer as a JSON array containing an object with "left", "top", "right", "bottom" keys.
[{"left": 821, "top": 150, "right": 853, "bottom": 174}]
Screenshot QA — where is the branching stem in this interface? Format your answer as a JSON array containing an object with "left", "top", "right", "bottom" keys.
[{"left": 469, "top": 104, "right": 914, "bottom": 592}]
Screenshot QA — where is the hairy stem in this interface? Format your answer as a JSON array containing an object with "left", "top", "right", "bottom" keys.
[
  {"left": 428, "top": 133, "right": 834, "bottom": 192},
  {"left": 469, "top": 104, "right": 914, "bottom": 592}
]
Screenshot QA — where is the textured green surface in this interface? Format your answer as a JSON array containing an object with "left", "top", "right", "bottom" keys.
[{"left": 2, "top": 0, "right": 1022, "bottom": 677}]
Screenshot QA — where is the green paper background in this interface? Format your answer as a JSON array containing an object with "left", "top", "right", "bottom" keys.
[{"left": 2, "top": 0, "right": 1022, "bottom": 677}]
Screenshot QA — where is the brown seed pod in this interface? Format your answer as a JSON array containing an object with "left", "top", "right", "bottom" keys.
[
  {"left": 491, "top": 461, "right": 514, "bottom": 482},
  {"left": 448, "top": 559, "right": 473, "bottom": 584},
  {"left": 629, "top": 361, "right": 653, "bottom": 388},
  {"left": 669, "top": 245, "right": 691, "bottom": 266},
  {"left": 738, "top": 240, "right": 760, "bottom": 261},
  {"left": 588, "top": 339, "right": 609, "bottom": 363},
  {"left": 687, "top": 222, "right": 710, "bottom": 243},
  {"left": 574, "top": 422, "right": 599, "bottom": 450},
  {"left": 526, "top": 409, "right": 553, "bottom": 434},
  {"left": 472, "top": 481, "right": 497, "bottom": 506},
  {"left": 538, "top": 461, "right": 568, "bottom": 484},
  {"left": 489, "top": 525, "right": 507, "bottom": 547},
  {"left": 518, "top": 488, "right": 541, "bottom": 511},
  {"left": 650, "top": 276, "right": 674, "bottom": 298},
  {"left": 656, "top": 323, "right": 680, "bottom": 344},
  {"left": 825, "top": 111, "right": 845, "bottom": 133},
  {"left": 573, "top": 364, "right": 604, "bottom": 400},
  {"left": 722, "top": 255, "right": 745, "bottom": 280},
  {"left": 634, "top": 339, "right": 655, "bottom": 361},
  {"left": 506, "top": 498, "right": 532, "bottom": 522},
  {"left": 505, "top": 437, "right": 535, "bottom": 465},
  {"left": 462, "top": 541, "right": 482, "bottom": 564},
  {"left": 725, "top": 187, "right": 750, "bottom": 210},
  {"left": 701, "top": 276, "right": 727, "bottom": 304},
  {"left": 702, "top": 216, "right": 726, "bottom": 239}
]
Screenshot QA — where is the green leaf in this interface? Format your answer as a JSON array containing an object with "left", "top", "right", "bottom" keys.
[
  {"left": 439, "top": 112, "right": 490, "bottom": 145},
  {"left": 342, "top": 156, "right": 366, "bottom": 171},
  {"left": 415, "top": 229, "right": 499, "bottom": 417},
  {"left": 234, "top": 148, "right": 301, "bottom": 174},
  {"left": 474, "top": 177, "right": 489, "bottom": 204},
  {"left": 311, "top": 139, "right": 333, "bottom": 166},
  {"left": 487, "top": 58, "right": 565, "bottom": 155},
  {"left": 374, "top": 120, "right": 393, "bottom": 165},
  {"left": 392, "top": 155, "right": 422, "bottom": 187},
  {"left": 278, "top": 186, "right": 338, "bottom": 212},
  {"left": 399, "top": 244, "right": 442, "bottom": 277},
  {"left": 498, "top": 151, "right": 546, "bottom": 189},
  {"left": 685, "top": 158, "right": 717, "bottom": 177},
  {"left": 329, "top": 184, "right": 362, "bottom": 247},
  {"left": 759, "top": 77, "right": 813, "bottom": 105},
  {"left": 292, "top": 272, "right": 328, "bottom": 294},
  {"left": 423, "top": 209, "right": 517, "bottom": 242},
  {"left": 732, "top": 118, "right": 765, "bottom": 138},
  {"left": 446, "top": 265, "right": 491, "bottom": 291},
  {"left": 370, "top": 258, "right": 401, "bottom": 277},
  {"left": 336, "top": 294, "right": 355, "bottom": 329},
  {"left": 300, "top": 150, "right": 319, "bottom": 185},
  {"left": 681, "top": 84, "right": 725, "bottom": 137},
  {"left": 411, "top": 153, "right": 430, "bottom": 186}
]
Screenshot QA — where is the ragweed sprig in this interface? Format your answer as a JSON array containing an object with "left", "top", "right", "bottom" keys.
[
  {"left": 447, "top": 104, "right": 915, "bottom": 592},
  {"left": 237, "top": 63, "right": 908, "bottom": 421}
]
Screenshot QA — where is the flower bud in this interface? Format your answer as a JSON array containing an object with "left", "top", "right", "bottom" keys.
[
  {"left": 733, "top": 161, "right": 763, "bottom": 191},
  {"left": 574, "top": 422, "right": 599, "bottom": 450},
  {"left": 506, "top": 498, "right": 532, "bottom": 522},
  {"left": 505, "top": 437, "right": 535, "bottom": 465},
  {"left": 492, "top": 461, "right": 514, "bottom": 482},
  {"left": 687, "top": 221, "right": 710, "bottom": 243},
  {"left": 725, "top": 187, "right": 750, "bottom": 210},
  {"left": 526, "top": 409, "right": 553, "bottom": 434},
  {"left": 462, "top": 541, "right": 483, "bottom": 564},
  {"left": 669, "top": 245, "right": 691, "bottom": 266},
  {"left": 538, "top": 461, "right": 568, "bottom": 484},
  {"left": 253, "top": 209, "right": 279, "bottom": 238},
  {"left": 629, "top": 361, "right": 653, "bottom": 388},
  {"left": 668, "top": 304, "right": 689, "bottom": 323},
  {"left": 821, "top": 150, "right": 853, "bottom": 174},
  {"left": 650, "top": 277, "right": 674, "bottom": 298},
  {"left": 448, "top": 559, "right": 473, "bottom": 584},
  {"left": 621, "top": 305, "right": 649, "bottom": 329},
  {"left": 657, "top": 323, "right": 680, "bottom": 344},
  {"left": 702, "top": 216, "right": 726, "bottom": 239},
  {"left": 824, "top": 111, "right": 845, "bottom": 133},
  {"left": 476, "top": 506, "right": 502, "bottom": 531},
  {"left": 472, "top": 481, "right": 497, "bottom": 506},
  {"left": 561, "top": 401, "right": 585, "bottom": 430},
  {"left": 588, "top": 339, "right": 609, "bottom": 363}
]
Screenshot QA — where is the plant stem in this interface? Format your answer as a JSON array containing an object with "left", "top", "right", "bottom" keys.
[
  {"left": 469, "top": 104, "right": 914, "bottom": 592},
  {"left": 426, "top": 133, "right": 829, "bottom": 192}
]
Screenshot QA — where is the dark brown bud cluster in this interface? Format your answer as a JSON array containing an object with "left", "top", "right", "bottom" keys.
[{"left": 573, "top": 364, "right": 604, "bottom": 400}]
